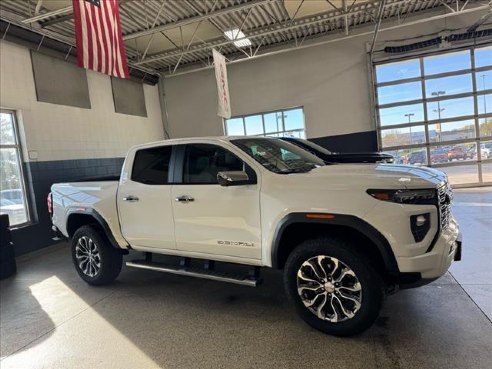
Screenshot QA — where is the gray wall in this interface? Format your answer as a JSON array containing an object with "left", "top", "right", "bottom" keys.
[
  {"left": 162, "top": 9, "right": 484, "bottom": 144},
  {"left": 0, "top": 40, "right": 165, "bottom": 255}
]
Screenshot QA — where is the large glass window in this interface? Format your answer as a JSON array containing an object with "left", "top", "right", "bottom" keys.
[
  {"left": 224, "top": 107, "right": 305, "bottom": 138},
  {"left": 375, "top": 45, "right": 492, "bottom": 186},
  {"left": 0, "top": 110, "right": 29, "bottom": 226}
]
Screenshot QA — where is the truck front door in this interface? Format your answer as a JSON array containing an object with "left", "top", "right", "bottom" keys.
[{"left": 171, "top": 143, "right": 262, "bottom": 261}]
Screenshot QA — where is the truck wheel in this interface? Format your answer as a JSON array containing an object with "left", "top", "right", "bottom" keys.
[
  {"left": 72, "top": 225, "right": 122, "bottom": 286},
  {"left": 284, "top": 238, "right": 384, "bottom": 336}
]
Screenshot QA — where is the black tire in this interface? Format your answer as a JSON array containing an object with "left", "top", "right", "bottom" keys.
[
  {"left": 72, "top": 225, "right": 122, "bottom": 286},
  {"left": 284, "top": 237, "right": 384, "bottom": 337},
  {"left": 0, "top": 242, "right": 15, "bottom": 261},
  {"left": 0, "top": 259, "right": 17, "bottom": 280}
]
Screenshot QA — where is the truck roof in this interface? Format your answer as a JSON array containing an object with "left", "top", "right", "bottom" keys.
[{"left": 129, "top": 135, "right": 274, "bottom": 150}]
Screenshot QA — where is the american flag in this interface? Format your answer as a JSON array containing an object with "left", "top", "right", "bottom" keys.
[{"left": 72, "top": 0, "right": 129, "bottom": 78}]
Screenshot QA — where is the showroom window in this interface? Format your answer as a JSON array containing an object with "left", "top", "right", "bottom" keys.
[
  {"left": 0, "top": 110, "right": 30, "bottom": 226},
  {"left": 224, "top": 107, "right": 306, "bottom": 138},
  {"left": 374, "top": 45, "right": 492, "bottom": 186}
]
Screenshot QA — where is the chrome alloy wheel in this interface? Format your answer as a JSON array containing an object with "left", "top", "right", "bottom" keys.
[
  {"left": 75, "top": 236, "right": 101, "bottom": 277},
  {"left": 296, "top": 256, "right": 362, "bottom": 323}
]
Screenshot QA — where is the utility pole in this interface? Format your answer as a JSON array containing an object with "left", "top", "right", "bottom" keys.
[
  {"left": 432, "top": 91, "right": 446, "bottom": 142},
  {"left": 405, "top": 113, "right": 415, "bottom": 145}
]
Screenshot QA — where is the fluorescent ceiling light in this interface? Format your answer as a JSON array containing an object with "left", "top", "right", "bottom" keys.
[{"left": 224, "top": 28, "right": 252, "bottom": 48}]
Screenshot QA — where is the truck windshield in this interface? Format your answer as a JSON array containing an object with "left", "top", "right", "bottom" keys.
[{"left": 232, "top": 138, "right": 325, "bottom": 174}]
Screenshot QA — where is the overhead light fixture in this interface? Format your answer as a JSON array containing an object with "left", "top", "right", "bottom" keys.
[{"left": 224, "top": 28, "right": 252, "bottom": 48}]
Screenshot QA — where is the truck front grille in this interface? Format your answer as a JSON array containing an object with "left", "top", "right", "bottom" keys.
[{"left": 438, "top": 182, "right": 452, "bottom": 230}]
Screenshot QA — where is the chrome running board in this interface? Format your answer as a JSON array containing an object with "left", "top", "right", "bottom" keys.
[{"left": 126, "top": 260, "right": 261, "bottom": 287}]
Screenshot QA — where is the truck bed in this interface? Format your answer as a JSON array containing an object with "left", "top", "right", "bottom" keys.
[{"left": 51, "top": 180, "right": 127, "bottom": 247}]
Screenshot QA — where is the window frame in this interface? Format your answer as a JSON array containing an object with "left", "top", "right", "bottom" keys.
[
  {"left": 0, "top": 109, "right": 31, "bottom": 227},
  {"left": 373, "top": 43, "right": 492, "bottom": 186},
  {"left": 174, "top": 143, "right": 257, "bottom": 185},
  {"left": 223, "top": 106, "right": 306, "bottom": 138}
]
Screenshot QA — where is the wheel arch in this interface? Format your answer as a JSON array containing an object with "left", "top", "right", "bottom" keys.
[
  {"left": 66, "top": 209, "right": 123, "bottom": 250},
  {"left": 271, "top": 213, "right": 399, "bottom": 278}
]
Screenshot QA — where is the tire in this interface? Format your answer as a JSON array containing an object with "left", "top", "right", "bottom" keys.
[
  {"left": 72, "top": 225, "right": 122, "bottom": 286},
  {"left": 0, "top": 259, "right": 17, "bottom": 280},
  {"left": 284, "top": 237, "right": 384, "bottom": 337}
]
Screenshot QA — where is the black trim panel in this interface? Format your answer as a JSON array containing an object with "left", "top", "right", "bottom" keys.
[
  {"left": 309, "top": 131, "right": 378, "bottom": 153},
  {"left": 66, "top": 208, "right": 125, "bottom": 249},
  {"left": 271, "top": 213, "right": 399, "bottom": 275}
]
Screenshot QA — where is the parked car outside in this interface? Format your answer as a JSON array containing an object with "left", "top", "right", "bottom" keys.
[
  {"left": 0, "top": 198, "right": 26, "bottom": 225},
  {"left": 464, "top": 146, "right": 476, "bottom": 160},
  {"left": 430, "top": 148, "right": 448, "bottom": 164},
  {"left": 0, "top": 189, "right": 24, "bottom": 205},
  {"left": 481, "top": 144, "right": 490, "bottom": 159},
  {"left": 447, "top": 147, "right": 465, "bottom": 161},
  {"left": 406, "top": 150, "right": 427, "bottom": 165}
]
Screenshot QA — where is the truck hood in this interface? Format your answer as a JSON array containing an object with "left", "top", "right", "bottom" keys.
[{"left": 300, "top": 163, "right": 447, "bottom": 189}]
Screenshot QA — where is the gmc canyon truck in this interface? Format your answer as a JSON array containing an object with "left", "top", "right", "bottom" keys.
[{"left": 49, "top": 137, "right": 461, "bottom": 336}]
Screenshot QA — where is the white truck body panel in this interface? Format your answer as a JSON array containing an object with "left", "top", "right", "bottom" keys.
[
  {"left": 51, "top": 136, "right": 460, "bottom": 280},
  {"left": 51, "top": 181, "right": 129, "bottom": 248}
]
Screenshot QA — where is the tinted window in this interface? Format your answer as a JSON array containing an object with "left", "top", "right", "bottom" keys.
[
  {"left": 184, "top": 144, "right": 244, "bottom": 184},
  {"left": 132, "top": 146, "right": 172, "bottom": 185}
]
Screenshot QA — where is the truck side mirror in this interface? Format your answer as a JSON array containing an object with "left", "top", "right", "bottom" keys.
[{"left": 217, "top": 171, "right": 250, "bottom": 187}]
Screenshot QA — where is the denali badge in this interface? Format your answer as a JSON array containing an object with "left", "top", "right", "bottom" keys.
[{"left": 218, "top": 240, "right": 255, "bottom": 247}]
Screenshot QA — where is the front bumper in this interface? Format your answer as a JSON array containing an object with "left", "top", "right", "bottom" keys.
[{"left": 396, "top": 218, "right": 461, "bottom": 280}]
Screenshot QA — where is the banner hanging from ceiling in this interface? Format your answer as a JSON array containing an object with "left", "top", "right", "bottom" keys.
[{"left": 212, "top": 49, "right": 231, "bottom": 119}]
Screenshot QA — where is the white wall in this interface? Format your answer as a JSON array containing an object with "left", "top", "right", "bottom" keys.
[
  {"left": 0, "top": 40, "right": 165, "bottom": 161},
  {"left": 163, "top": 9, "right": 485, "bottom": 140}
]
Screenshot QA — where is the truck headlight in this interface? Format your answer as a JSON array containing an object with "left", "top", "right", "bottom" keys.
[{"left": 367, "top": 189, "right": 437, "bottom": 204}]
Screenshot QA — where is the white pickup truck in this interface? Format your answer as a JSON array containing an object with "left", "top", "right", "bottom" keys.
[{"left": 49, "top": 137, "right": 461, "bottom": 336}]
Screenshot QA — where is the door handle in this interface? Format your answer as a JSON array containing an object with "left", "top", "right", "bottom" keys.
[
  {"left": 123, "top": 195, "right": 139, "bottom": 202},
  {"left": 175, "top": 195, "right": 194, "bottom": 203}
]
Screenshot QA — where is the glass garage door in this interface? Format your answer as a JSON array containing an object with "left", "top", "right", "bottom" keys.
[{"left": 374, "top": 45, "right": 492, "bottom": 186}]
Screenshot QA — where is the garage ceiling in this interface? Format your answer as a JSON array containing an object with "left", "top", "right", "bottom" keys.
[{"left": 0, "top": 0, "right": 490, "bottom": 76}]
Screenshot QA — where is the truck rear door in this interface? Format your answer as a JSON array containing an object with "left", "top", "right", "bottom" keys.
[{"left": 117, "top": 145, "right": 176, "bottom": 250}]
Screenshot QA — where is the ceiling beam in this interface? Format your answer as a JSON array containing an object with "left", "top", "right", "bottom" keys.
[
  {"left": 21, "top": 5, "right": 72, "bottom": 24},
  {"left": 21, "top": 0, "right": 136, "bottom": 25},
  {"left": 132, "top": 0, "right": 399, "bottom": 66},
  {"left": 369, "top": 0, "right": 387, "bottom": 54},
  {"left": 467, "top": 5, "right": 492, "bottom": 32},
  {"left": 165, "top": 3, "right": 492, "bottom": 77},
  {"left": 122, "top": 0, "right": 273, "bottom": 41},
  {"left": 136, "top": 0, "right": 491, "bottom": 68}
]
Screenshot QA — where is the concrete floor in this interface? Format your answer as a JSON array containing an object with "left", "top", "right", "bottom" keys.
[{"left": 1, "top": 189, "right": 491, "bottom": 369}]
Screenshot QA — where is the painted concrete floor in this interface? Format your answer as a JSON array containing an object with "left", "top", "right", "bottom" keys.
[{"left": 1, "top": 189, "right": 491, "bottom": 369}]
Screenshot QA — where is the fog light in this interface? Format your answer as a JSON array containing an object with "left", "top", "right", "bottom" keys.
[
  {"left": 416, "top": 215, "right": 427, "bottom": 227},
  {"left": 410, "top": 213, "right": 431, "bottom": 242}
]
